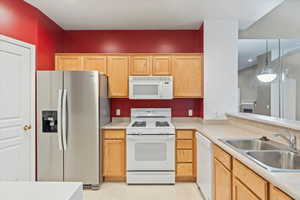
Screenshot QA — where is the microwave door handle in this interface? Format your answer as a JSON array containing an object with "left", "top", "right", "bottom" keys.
[{"left": 158, "top": 82, "right": 163, "bottom": 98}]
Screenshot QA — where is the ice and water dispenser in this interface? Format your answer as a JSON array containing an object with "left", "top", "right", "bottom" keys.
[{"left": 42, "top": 111, "right": 58, "bottom": 132}]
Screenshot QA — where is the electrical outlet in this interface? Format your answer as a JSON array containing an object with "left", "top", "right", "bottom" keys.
[
  {"left": 116, "top": 109, "right": 121, "bottom": 116},
  {"left": 188, "top": 109, "right": 193, "bottom": 117}
]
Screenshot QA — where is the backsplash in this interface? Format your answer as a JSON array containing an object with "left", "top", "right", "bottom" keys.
[{"left": 110, "top": 98, "right": 203, "bottom": 118}]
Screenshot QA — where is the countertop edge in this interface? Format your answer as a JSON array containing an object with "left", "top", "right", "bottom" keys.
[{"left": 227, "top": 112, "right": 300, "bottom": 132}]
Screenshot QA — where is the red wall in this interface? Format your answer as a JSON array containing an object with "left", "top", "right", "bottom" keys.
[
  {"left": 0, "top": 0, "right": 203, "bottom": 117},
  {"left": 63, "top": 29, "right": 203, "bottom": 53},
  {"left": 111, "top": 98, "right": 203, "bottom": 118},
  {"left": 0, "top": 0, "right": 64, "bottom": 70},
  {"left": 36, "top": 12, "right": 64, "bottom": 70},
  {"left": 62, "top": 28, "right": 204, "bottom": 117}
]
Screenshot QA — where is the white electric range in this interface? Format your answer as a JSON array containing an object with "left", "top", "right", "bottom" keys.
[{"left": 126, "top": 108, "right": 175, "bottom": 184}]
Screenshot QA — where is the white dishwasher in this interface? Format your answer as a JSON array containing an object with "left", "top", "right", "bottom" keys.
[{"left": 196, "top": 132, "right": 213, "bottom": 200}]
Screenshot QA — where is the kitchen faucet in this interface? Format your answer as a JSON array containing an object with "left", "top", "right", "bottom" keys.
[{"left": 273, "top": 130, "right": 298, "bottom": 152}]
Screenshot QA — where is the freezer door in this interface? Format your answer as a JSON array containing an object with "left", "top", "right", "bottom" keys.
[
  {"left": 37, "top": 71, "right": 64, "bottom": 181},
  {"left": 63, "top": 71, "right": 99, "bottom": 184}
]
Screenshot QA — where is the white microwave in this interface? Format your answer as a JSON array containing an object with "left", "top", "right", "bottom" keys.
[{"left": 129, "top": 76, "right": 173, "bottom": 99}]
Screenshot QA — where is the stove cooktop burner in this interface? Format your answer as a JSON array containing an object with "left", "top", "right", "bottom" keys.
[
  {"left": 132, "top": 121, "right": 146, "bottom": 127},
  {"left": 155, "top": 121, "right": 170, "bottom": 127}
]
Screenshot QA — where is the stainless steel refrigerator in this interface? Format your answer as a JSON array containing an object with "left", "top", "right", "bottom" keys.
[{"left": 37, "top": 71, "right": 110, "bottom": 189}]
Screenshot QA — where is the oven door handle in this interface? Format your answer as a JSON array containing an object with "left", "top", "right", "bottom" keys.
[{"left": 127, "top": 134, "right": 175, "bottom": 141}]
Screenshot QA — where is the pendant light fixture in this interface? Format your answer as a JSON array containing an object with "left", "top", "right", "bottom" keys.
[{"left": 257, "top": 40, "right": 277, "bottom": 83}]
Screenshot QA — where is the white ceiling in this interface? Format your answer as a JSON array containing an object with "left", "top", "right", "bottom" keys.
[
  {"left": 240, "top": 0, "right": 300, "bottom": 39},
  {"left": 238, "top": 39, "right": 300, "bottom": 70},
  {"left": 25, "top": 0, "right": 284, "bottom": 30}
]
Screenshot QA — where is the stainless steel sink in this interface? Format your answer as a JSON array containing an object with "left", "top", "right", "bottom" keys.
[
  {"left": 246, "top": 151, "right": 300, "bottom": 172},
  {"left": 221, "top": 138, "right": 288, "bottom": 151},
  {"left": 220, "top": 137, "right": 300, "bottom": 172}
]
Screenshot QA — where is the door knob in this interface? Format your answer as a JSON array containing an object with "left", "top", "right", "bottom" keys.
[{"left": 23, "top": 125, "right": 32, "bottom": 131}]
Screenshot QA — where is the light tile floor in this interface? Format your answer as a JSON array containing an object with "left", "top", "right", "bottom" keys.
[{"left": 84, "top": 183, "right": 203, "bottom": 200}]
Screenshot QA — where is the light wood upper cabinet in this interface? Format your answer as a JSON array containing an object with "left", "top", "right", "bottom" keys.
[
  {"left": 55, "top": 56, "right": 83, "bottom": 70},
  {"left": 172, "top": 55, "right": 203, "bottom": 98},
  {"left": 83, "top": 56, "right": 107, "bottom": 74},
  {"left": 214, "top": 159, "right": 232, "bottom": 200},
  {"left": 130, "top": 56, "right": 151, "bottom": 76},
  {"left": 103, "top": 139, "right": 125, "bottom": 178},
  {"left": 233, "top": 177, "right": 260, "bottom": 200},
  {"left": 55, "top": 53, "right": 203, "bottom": 98},
  {"left": 107, "top": 56, "right": 129, "bottom": 98},
  {"left": 152, "top": 56, "right": 172, "bottom": 75},
  {"left": 270, "top": 185, "right": 293, "bottom": 200}
]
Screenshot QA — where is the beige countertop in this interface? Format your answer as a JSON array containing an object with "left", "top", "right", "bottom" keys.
[
  {"left": 102, "top": 117, "right": 300, "bottom": 199},
  {"left": 102, "top": 117, "right": 130, "bottom": 129}
]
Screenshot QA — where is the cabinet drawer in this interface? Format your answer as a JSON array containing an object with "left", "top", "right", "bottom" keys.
[
  {"left": 214, "top": 145, "right": 232, "bottom": 170},
  {"left": 176, "top": 130, "right": 194, "bottom": 139},
  {"left": 103, "top": 130, "right": 125, "bottom": 139},
  {"left": 176, "top": 140, "right": 193, "bottom": 149},
  {"left": 176, "top": 163, "right": 193, "bottom": 177},
  {"left": 233, "top": 159, "right": 268, "bottom": 200},
  {"left": 233, "top": 177, "right": 260, "bottom": 200},
  {"left": 270, "top": 185, "right": 293, "bottom": 200},
  {"left": 177, "top": 150, "right": 193, "bottom": 162}
]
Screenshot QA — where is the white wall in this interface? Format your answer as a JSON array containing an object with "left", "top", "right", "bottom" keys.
[{"left": 204, "top": 20, "right": 239, "bottom": 120}]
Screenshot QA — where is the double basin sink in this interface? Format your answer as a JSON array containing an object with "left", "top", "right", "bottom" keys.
[{"left": 221, "top": 138, "right": 300, "bottom": 172}]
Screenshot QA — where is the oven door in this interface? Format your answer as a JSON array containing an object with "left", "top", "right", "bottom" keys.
[
  {"left": 129, "top": 81, "right": 162, "bottom": 99},
  {"left": 127, "top": 134, "right": 175, "bottom": 171}
]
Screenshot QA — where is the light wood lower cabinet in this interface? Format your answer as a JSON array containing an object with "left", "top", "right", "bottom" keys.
[
  {"left": 176, "top": 130, "right": 195, "bottom": 181},
  {"left": 214, "top": 144, "right": 294, "bottom": 200},
  {"left": 176, "top": 163, "right": 193, "bottom": 177},
  {"left": 214, "top": 158, "right": 232, "bottom": 200},
  {"left": 233, "top": 159, "right": 268, "bottom": 200},
  {"left": 270, "top": 185, "right": 293, "bottom": 200},
  {"left": 103, "top": 129, "right": 126, "bottom": 181},
  {"left": 233, "top": 177, "right": 260, "bottom": 200}
]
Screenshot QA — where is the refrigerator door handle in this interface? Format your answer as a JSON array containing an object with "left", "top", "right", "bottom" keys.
[
  {"left": 62, "top": 89, "right": 68, "bottom": 151},
  {"left": 57, "top": 89, "right": 63, "bottom": 151}
]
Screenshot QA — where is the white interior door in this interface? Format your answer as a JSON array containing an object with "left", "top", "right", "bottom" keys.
[{"left": 0, "top": 36, "right": 35, "bottom": 181}]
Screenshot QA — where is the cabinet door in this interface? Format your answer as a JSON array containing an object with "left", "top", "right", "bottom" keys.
[
  {"left": 107, "top": 56, "right": 129, "bottom": 98},
  {"left": 270, "top": 185, "right": 293, "bottom": 200},
  {"left": 172, "top": 56, "right": 203, "bottom": 98},
  {"left": 83, "top": 56, "right": 107, "bottom": 74},
  {"left": 233, "top": 177, "right": 260, "bottom": 200},
  {"left": 176, "top": 163, "right": 193, "bottom": 177},
  {"left": 130, "top": 56, "right": 151, "bottom": 75},
  {"left": 55, "top": 56, "right": 83, "bottom": 70},
  {"left": 103, "top": 139, "right": 125, "bottom": 177},
  {"left": 177, "top": 150, "right": 193, "bottom": 162},
  {"left": 152, "top": 56, "right": 171, "bottom": 75},
  {"left": 215, "top": 159, "right": 232, "bottom": 200}
]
